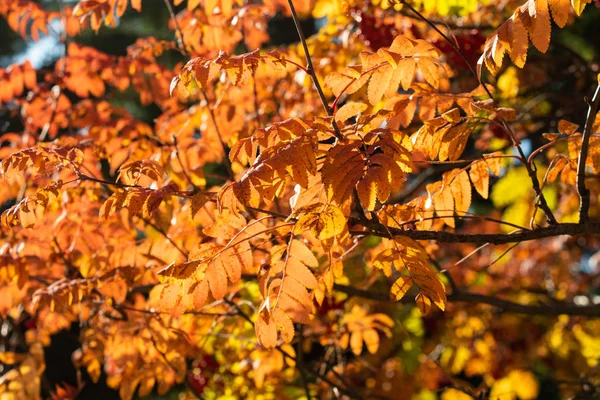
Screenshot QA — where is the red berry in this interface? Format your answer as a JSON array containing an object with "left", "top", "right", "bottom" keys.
[
  {"left": 187, "top": 355, "right": 218, "bottom": 395},
  {"left": 432, "top": 29, "right": 485, "bottom": 71}
]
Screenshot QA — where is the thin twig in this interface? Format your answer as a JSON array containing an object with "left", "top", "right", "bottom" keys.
[
  {"left": 429, "top": 256, "right": 458, "bottom": 294},
  {"left": 475, "top": 242, "right": 521, "bottom": 273},
  {"left": 297, "top": 325, "right": 313, "bottom": 400},
  {"left": 162, "top": 0, "right": 186, "bottom": 53},
  {"left": 577, "top": 85, "right": 600, "bottom": 222},
  {"left": 285, "top": 0, "right": 343, "bottom": 141},
  {"left": 398, "top": 0, "right": 494, "bottom": 100},
  {"left": 140, "top": 217, "right": 188, "bottom": 258},
  {"left": 172, "top": 135, "right": 198, "bottom": 192},
  {"left": 201, "top": 89, "right": 235, "bottom": 180}
]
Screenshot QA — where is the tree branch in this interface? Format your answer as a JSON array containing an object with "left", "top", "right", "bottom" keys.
[
  {"left": 334, "top": 284, "right": 600, "bottom": 317},
  {"left": 577, "top": 84, "right": 600, "bottom": 223},
  {"left": 351, "top": 222, "right": 600, "bottom": 245}
]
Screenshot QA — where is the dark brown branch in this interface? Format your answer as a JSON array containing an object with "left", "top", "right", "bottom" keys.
[
  {"left": 577, "top": 85, "right": 600, "bottom": 223},
  {"left": 334, "top": 284, "right": 600, "bottom": 317},
  {"left": 352, "top": 222, "right": 600, "bottom": 245},
  {"left": 285, "top": 0, "right": 343, "bottom": 141}
]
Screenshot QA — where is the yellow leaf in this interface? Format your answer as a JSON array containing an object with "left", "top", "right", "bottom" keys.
[
  {"left": 272, "top": 308, "right": 295, "bottom": 343},
  {"left": 363, "top": 329, "right": 380, "bottom": 354},
  {"left": 295, "top": 203, "right": 346, "bottom": 240},
  {"left": 449, "top": 170, "right": 471, "bottom": 215},
  {"left": 256, "top": 315, "right": 278, "bottom": 349},
  {"left": 549, "top": 0, "right": 571, "bottom": 27},
  {"left": 192, "top": 280, "right": 209, "bottom": 309},
  {"left": 350, "top": 330, "right": 363, "bottom": 355},
  {"left": 508, "top": 370, "right": 539, "bottom": 399},
  {"left": 528, "top": 0, "right": 552, "bottom": 53},
  {"left": 206, "top": 263, "right": 227, "bottom": 300},
  {"left": 571, "top": 0, "right": 591, "bottom": 16},
  {"left": 335, "top": 101, "right": 368, "bottom": 122},
  {"left": 189, "top": 192, "right": 209, "bottom": 220},
  {"left": 356, "top": 174, "right": 378, "bottom": 211},
  {"left": 287, "top": 258, "right": 318, "bottom": 289},
  {"left": 432, "top": 184, "right": 455, "bottom": 228},
  {"left": 390, "top": 276, "right": 413, "bottom": 301},
  {"left": 509, "top": 14, "right": 529, "bottom": 68},
  {"left": 441, "top": 389, "right": 474, "bottom": 400},
  {"left": 558, "top": 119, "right": 579, "bottom": 135},
  {"left": 416, "top": 293, "right": 432, "bottom": 316},
  {"left": 545, "top": 156, "right": 568, "bottom": 183},
  {"left": 470, "top": 160, "right": 490, "bottom": 199}
]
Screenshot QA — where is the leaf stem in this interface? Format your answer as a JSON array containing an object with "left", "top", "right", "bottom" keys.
[{"left": 577, "top": 84, "right": 600, "bottom": 223}]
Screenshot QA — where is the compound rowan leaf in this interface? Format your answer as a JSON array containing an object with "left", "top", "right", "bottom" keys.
[{"left": 479, "top": 0, "right": 583, "bottom": 75}]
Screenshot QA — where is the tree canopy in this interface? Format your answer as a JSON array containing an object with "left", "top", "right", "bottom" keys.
[{"left": 1, "top": 0, "right": 600, "bottom": 399}]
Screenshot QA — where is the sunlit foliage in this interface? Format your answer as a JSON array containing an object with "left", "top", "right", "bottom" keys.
[{"left": 1, "top": 0, "right": 600, "bottom": 399}]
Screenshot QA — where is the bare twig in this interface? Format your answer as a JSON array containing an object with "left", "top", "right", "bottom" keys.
[
  {"left": 501, "top": 122, "right": 559, "bottom": 225},
  {"left": 200, "top": 90, "right": 235, "bottom": 180},
  {"left": 296, "top": 325, "right": 313, "bottom": 400},
  {"left": 285, "top": 0, "right": 343, "bottom": 141},
  {"left": 162, "top": 0, "right": 186, "bottom": 53},
  {"left": 172, "top": 135, "right": 198, "bottom": 192},
  {"left": 140, "top": 217, "right": 188, "bottom": 258},
  {"left": 398, "top": 0, "right": 494, "bottom": 100},
  {"left": 577, "top": 85, "right": 600, "bottom": 222}
]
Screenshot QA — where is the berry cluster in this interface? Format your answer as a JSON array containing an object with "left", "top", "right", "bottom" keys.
[
  {"left": 352, "top": 9, "right": 399, "bottom": 51},
  {"left": 432, "top": 29, "right": 486, "bottom": 72},
  {"left": 187, "top": 355, "right": 219, "bottom": 395}
]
